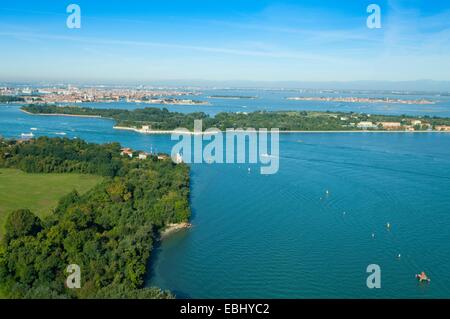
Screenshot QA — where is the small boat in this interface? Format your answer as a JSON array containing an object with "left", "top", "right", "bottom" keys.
[
  {"left": 20, "top": 132, "right": 34, "bottom": 138},
  {"left": 416, "top": 272, "right": 431, "bottom": 283},
  {"left": 55, "top": 132, "right": 67, "bottom": 136},
  {"left": 30, "top": 128, "right": 38, "bottom": 131}
]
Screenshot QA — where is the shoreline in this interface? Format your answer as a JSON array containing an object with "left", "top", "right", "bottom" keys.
[
  {"left": 114, "top": 126, "right": 450, "bottom": 135},
  {"left": 160, "top": 222, "right": 192, "bottom": 239},
  {"left": 286, "top": 97, "right": 436, "bottom": 105},
  {"left": 20, "top": 109, "right": 109, "bottom": 119},
  {"left": 138, "top": 101, "right": 210, "bottom": 106},
  {"left": 114, "top": 126, "right": 217, "bottom": 135}
]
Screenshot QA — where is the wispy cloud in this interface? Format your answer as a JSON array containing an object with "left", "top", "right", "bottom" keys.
[
  {"left": 202, "top": 19, "right": 375, "bottom": 42},
  {"left": 0, "top": 30, "right": 345, "bottom": 63}
]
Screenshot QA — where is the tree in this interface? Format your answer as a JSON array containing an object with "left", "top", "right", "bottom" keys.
[
  {"left": 0, "top": 137, "right": 190, "bottom": 299},
  {"left": 4, "top": 209, "right": 42, "bottom": 243}
]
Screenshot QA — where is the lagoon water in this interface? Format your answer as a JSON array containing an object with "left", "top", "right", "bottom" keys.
[{"left": 1, "top": 89, "right": 450, "bottom": 298}]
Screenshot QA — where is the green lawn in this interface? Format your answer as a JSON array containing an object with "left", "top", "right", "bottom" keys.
[{"left": 0, "top": 168, "right": 102, "bottom": 239}]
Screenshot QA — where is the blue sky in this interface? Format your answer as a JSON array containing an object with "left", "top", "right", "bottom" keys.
[{"left": 1, "top": 0, "right": 450, "bottom": 83}]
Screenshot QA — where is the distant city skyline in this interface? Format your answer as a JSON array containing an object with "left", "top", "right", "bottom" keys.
[
  {"left": 2, "top": 79, "right": 450, "bottom": 92},
  {"left": 1, "top": 0, "right": 450, "bottom": 84}
]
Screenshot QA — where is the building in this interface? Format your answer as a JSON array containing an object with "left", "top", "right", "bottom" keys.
[
  {"left": 120, "top": 148, "right": 133, "bottom": 158},
  {"left": 138, "top": 152, "right": 149, "bottom": 160},
  {"left": 357, "top": 121, "right": 376, "bottom": 129},
  {"left": 157, "top": 154, "right": 170, "bottom": 160},
  {"left": 378, "top": 122, "right": 402, "bottom": 130},
  {"left": 411, "top": 120, "right": 422, "bottom": 126},
  {"left": 435, "top": 125, "right": 450, "bottom": 131}
]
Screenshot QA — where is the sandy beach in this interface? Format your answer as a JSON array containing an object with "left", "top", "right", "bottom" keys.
[
  {"left": 20, "top": 109, "right": 108, "bottom": 119},
  {"left": 114, "top": 126, "right": 450, "bottom": 135},
  {"left": 160, "top": 222, "right": 192, "bottom": 239},
  {"left": 114, "top": 126, "right": 218, "bottom": 135}
]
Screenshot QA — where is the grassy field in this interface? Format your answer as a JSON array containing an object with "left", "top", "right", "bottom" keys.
[{"left": 0, "top": 168, "right": 102, "bottom": 239}]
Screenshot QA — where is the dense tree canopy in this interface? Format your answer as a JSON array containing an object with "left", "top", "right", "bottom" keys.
[
  {"left": 4, "top": 209, "right": 42, "bottom": 243},
  {"left": 0, "top": 137, "right": 189, "bottom": 299}
]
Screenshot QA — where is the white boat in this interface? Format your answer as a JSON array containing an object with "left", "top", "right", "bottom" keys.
[
  {"left": 21, "top": 132, "right": 34, "bottom": 138},
  {"left": 30, "top": 128, "right": 38, "bottom": 131},
  {"left": 55, "top": 132, "right": 67, "bottom": 136}
]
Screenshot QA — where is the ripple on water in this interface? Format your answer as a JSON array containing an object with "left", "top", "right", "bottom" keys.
[{"left": 150, "top": 133, "right": 450, "bottom": 298}]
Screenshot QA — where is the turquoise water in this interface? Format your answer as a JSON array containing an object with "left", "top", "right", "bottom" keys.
[
  {"left": 148, "top": 133, "right": 450, "bottom": 298},
  {"left": 1, "top": 96, "right": 450, "bottom": 298}
]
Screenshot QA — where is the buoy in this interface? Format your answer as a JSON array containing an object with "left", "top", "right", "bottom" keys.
[
  {"left": 387, "top": 222, "right": 391, "bottom": 229},
  {"left": 372, "top": 233, "right": 375, "bottom": 239},
  {"left": 397, "top": 254, "right": 401, "bottom": 259},
  {"left": 326, "top": 190, "right": 330, "bottom": 195}
]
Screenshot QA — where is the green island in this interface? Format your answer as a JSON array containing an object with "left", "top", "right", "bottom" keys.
[
  {"left": 21, "top": 104, "right": 450, "bottom": 132},
  {"left": 0, "top": 137, "right": 190, "bottom": 299}
]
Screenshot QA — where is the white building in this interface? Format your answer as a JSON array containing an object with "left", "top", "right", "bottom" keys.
[
  {"left": 357, "top": 121, "right": 376, "bottom": 129},
  {"left": 138, "top": 152, "right": 149, "bottom": 160}
]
